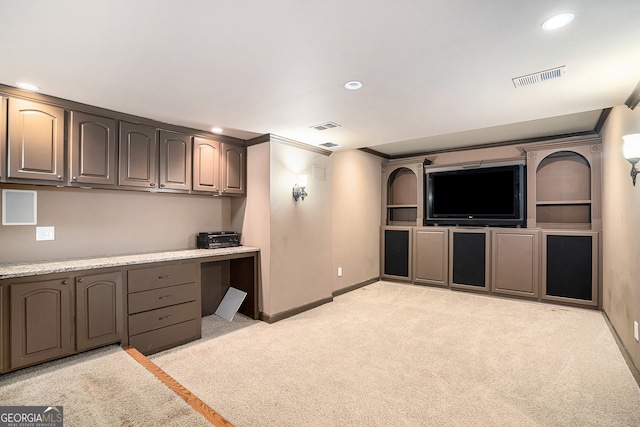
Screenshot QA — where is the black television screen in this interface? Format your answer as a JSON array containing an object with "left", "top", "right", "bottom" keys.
[{"left": 425, "top": 164, "right": 525, "bottom": 227}]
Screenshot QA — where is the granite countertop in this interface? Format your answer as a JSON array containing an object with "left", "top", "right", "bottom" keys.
[{"left": 0, "top": 246, "right": 260, "bottom": 279}]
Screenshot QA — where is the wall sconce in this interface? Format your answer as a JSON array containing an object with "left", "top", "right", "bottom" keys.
[
  {"left": 292, "top": 175, "right": 308, "bottom": 201},
  {"left": 623, "top": 134, "right": 640, "bottom": 186}
]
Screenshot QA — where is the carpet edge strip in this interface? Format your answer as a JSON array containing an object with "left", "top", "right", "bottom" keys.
[{"left": 123, "top": 346, "right": 235, "bottom": 427}]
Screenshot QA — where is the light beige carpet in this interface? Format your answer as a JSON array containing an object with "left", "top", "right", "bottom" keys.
[
  {"left": 150, "top": 281, "right": 640, "bottom": 427},
  {"left": 0, "top": 344, "right": 212, "bottom": 427}
]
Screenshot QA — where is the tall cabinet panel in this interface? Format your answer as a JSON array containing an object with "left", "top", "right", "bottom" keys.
[
  {"left": 69, "top": 111, "right": 117, "bottom": 186},
  {"left": 0, "top": 96, "right": 5, "bottom": 181},
  {"left": 7, "top": 98, "right": 65, "bottom": 182},
  {"left": 118, "top": 122, "right": 158, "bottom": 188},
  {"left": 10, "top": 278, "right": 72, "bottom": 370},
  {"left": 413, "top": 227, "right": 448, "bottom": 287},
  {"left": 221, "top": 143, "right": 245, "bottom": 195},
  {"left": 491, "top": 229, "right": 539, "bottom": 299},
  {"left": 542, "top": 230, "right": 598, "bottom": 307},
  {"left": 381, "top": 226, "right": 412, "bottom": 281},
  {"left": 449, "top": 228, "right": 490, "bottom": 292},
  {"left": 75, "top": 271, "right": 124, "bottom": 352},
  {"left": 192, "top": 136, "right": 220, "bottom": 193},
  {"left": 159, "top": 130, "right": 192, "bottom": 191}
]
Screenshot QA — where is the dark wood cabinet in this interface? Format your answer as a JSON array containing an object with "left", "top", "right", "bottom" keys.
[
  {"left": 69, "top": 111, "right": 117, "bottom": 186},
  {"left": 75, "top": 271, "right": 124, "bottom": 352},
  {"left": 192, "top": 136, "right": 220, "bottom": 193},
  {"left": 9, "top": 277, "right": 73, "bottom": 370},
  {"left": 491, "top": 229, "right": 539, "bottom": 299},
  {"left": 221, "top": 143, "right": 245, "bottom": 195},
  {"left": 7, "top": 98, "right": 65, "bottom": 183},
  {"left": 159, "top": 130, "right": 192, "bottom": 191},
  {"left": 118, "top": 121, "right": 158, "bottom": 188}
]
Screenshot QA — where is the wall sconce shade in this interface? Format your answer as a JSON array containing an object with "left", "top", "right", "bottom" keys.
[
  {"left": 622, "top": 134, "right": 640, "bottom": 186},
  {"left": 292, "top": 175, "right": 308, "bottom": 201}
]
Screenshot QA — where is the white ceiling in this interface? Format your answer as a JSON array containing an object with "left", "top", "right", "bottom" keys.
[{"left": 1, "top": 0, "right": 639, "bottom": 156}]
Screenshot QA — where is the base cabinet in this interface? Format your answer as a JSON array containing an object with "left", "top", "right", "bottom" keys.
[
  {"left": 491, "top": 229, "right": 539, "bottom": 298},
  {"left": 542, "top": 231, "right": 598, "bottom": 307},
  {"left": 9, "top": 277, "right": 73, "bottom": 370},
  {"left": 381, "top": 227, "right": 412, "bottom": 280},
  {"left": 413, "top": 227, "right": 448, "bottom": 286},
  {"left": 75, "top": 271, "right": 124, "bottom": 352},
  {"left": 449, "top": 229, "right": 490, "bottom": 292}
]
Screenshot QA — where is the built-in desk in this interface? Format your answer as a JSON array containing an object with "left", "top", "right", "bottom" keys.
[{"left": 0, "top": 247, "right": 260, "bottom": 371}]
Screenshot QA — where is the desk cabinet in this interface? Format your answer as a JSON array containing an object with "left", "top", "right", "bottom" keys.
[
  {"left": 127, "top": 262, "right": 201, "bottom": 355},
  {"left": 9, "top": 277, "right": 73, "bottom": 370}
]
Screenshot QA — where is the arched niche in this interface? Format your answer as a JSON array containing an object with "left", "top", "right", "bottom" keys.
[
  {"left": 387, "top": 167, "right": 417, "bottom": 205},
  {"left": 536, "top": 150, "right": 591, "bottom": 202}
]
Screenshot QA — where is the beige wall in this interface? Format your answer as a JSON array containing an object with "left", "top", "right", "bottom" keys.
[
  {"left": 242, "top": 139, "right": 333, "bottom": 317},
  {"left": 601, "top": 105, "right": 640, "bottom": 371},
  {"left": 331, "top": 150, "right": 383, "bottom": 292},
  {"left": 0, "top": 184, "right": 230, "bottom": 263}
]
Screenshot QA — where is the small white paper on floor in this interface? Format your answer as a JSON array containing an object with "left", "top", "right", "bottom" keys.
[{"left": 215, "top": 287, "right": 247, "bottom": 321}]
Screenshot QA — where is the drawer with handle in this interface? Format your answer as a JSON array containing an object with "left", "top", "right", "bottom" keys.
[
  {"left": 128, "top": 282, "right": 198, "bottom": 314},
  {"left": 128, "top": 262, "right": 197, "bottom": 293},
  {"left": 128, "top": 300, "right": 199, "bottom": 336}
]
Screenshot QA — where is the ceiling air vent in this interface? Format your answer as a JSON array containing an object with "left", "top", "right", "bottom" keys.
[
  {"left": 512, "top": 66, "right": 566, "bottom": 88},
  {"left": 311, "top": 121, "right": 341, "bottom": 131},
  {"left": 320, "top": 142, "right": 339, "bottom": 148}
]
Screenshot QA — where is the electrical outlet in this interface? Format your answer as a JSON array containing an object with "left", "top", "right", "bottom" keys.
[
  {"left": 634, "top": 321, "right": 639, "bottom": 342},
  {"left": 338, "top": 267, "right": 342, "bottom": 277},
  {"left": 36, "top": 226, "right": 55, "bottom": 241}
]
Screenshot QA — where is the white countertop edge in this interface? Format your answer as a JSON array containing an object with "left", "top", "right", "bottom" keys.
[{"left": 0, "top": 247, "right": 260, "bottom": 279}]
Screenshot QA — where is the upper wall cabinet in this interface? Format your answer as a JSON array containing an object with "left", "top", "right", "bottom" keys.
[
  {"left": 159, "top": 130, "right": 192, "bottom": 191},
  {"left": 69, "top": 111, "right": 117, "bottom": 186},
  {"left": 7, "top": 98, "right": 65, "bottom": 183},
  {"left": 118, "top": 122, "right": 158, "bottom": 189},
  {"left": 192, "top": 136, "right": 220, "bottom": 193},
  {"left": 221, "top": 143, "right": 245, "bottom": 195}
]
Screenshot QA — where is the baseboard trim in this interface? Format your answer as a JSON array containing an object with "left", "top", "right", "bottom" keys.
[
  {"left": 602, "top": 310, "right": 640, "bottom": 387},
  {"left": 259, "top": 296, "right": 334, "bottom": 323},
  {"left": 332, "top": 277, "right": 379, "bottom": 297}
]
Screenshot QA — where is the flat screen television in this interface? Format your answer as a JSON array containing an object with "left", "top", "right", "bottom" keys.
[{"left": 425, "top": 164, "right": 525, "bottom": 227}]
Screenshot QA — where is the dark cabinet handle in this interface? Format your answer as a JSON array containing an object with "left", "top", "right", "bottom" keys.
[
  {"left": 160, "top": 183, "right": 165, "bottom": 188},
  {"left": 57, "top": 175, "right": 63, "bottom": 180},
  {"left": 159, "top": 315, "right": 172, "bottom": 321},
  {"left": 158, "top": 275, "right": 171, "bottom": 279},
  {"left": 78, "top": 278, "right": 84, "bottom": 283},
  {"left": 158, "top": 295, "right": 172, "bottom": 300},
  {"left": 61, "top": 280, "right": 68, "bottom": 285},
  {"left": 150, "top": 183, "right": 155, "bottom": 187}
]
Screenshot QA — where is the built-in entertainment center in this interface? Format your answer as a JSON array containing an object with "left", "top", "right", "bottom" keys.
[{"left": 380, "top": 136, "right": 601, "bottom": 308}]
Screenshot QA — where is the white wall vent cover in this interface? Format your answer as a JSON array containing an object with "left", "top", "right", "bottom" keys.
[
  {"left": 311, "top": 121, "right": 341, "bottom": 131},
  {"left": 512, "top": 66, "right": 566, "bottom": 88}
]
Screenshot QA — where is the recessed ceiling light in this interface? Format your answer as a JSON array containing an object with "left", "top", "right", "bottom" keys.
[
  {"left": 15, "top": 82, "right": 40, "bottom": 91},
  {"left": 211, "top": 127, "right": 223, "bottom": 134},
  {"left": 344, "top": 80, "right": 363, "bottom": 90},
  {"left": 541, "top": 12, "right": 575, "bottom": 31}
]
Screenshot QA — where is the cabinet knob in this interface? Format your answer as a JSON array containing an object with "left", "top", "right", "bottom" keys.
[
  {"left": 78, "top": 278, "right": 84, "bottom": 283},
  {"left": 150, "top": 183, "right": 155, "bottom": 187},
  {"left": 72, "top": 176, "right": 77, "bottom": 181},
  {"left": 57, "top": 175, "right": 63, "bottom": 180},
  {"left": 160, "top": 183, "right": 165, "bottom": 188},
  {"left": 61, "top": 280, "right": 68, "bottom": 285}
]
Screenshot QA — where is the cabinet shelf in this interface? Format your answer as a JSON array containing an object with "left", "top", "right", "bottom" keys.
[{"left": 387, "top": 204, "right": 418, "bottom": 208}]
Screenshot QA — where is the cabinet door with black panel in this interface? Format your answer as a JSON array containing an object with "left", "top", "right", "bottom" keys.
[
  {"left": 491, "top": 229, "right": 539, "bottom": 299},
  {"left": 220, "top": 143, "right": 245, "bottom": 195},
  {"left": 159, "top": 130, "right": 192, "bottom": 191},
  {"left": 9, "top": 277, "right": 72, "bottom": 370},
  {"left": 449, "top": 228, "right": 490, "bottom": 292},
  {"left": 381, "top": 226, "right": 412, "bottom": 281},
  {"left": 75, "top": 271, "right": 124, "bottom": 352},
  {"left": 414, "top": 227, "right": 448, "bottom": 287},
  {"left": 542, "top": 230, "right": 598, "bottom": 307},
  {"left": 192, "top": 136, "right": 220, "bottom": 193},
  {"left": 7, "top": 98, "right": 65, "bottom": 183},
  {"left": 69, "top": 111, "right": 117, "bottom": 186},
  {"left": 118, "top": 121, "right": 158, "bottom": 188}
]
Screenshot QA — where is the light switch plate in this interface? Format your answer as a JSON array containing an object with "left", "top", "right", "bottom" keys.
[
  {"left": 36, "top": 226, "right": 55, "bottom": 241},
  {"left": 634, "top": 321, "right": 639, "bottom": 342}
]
